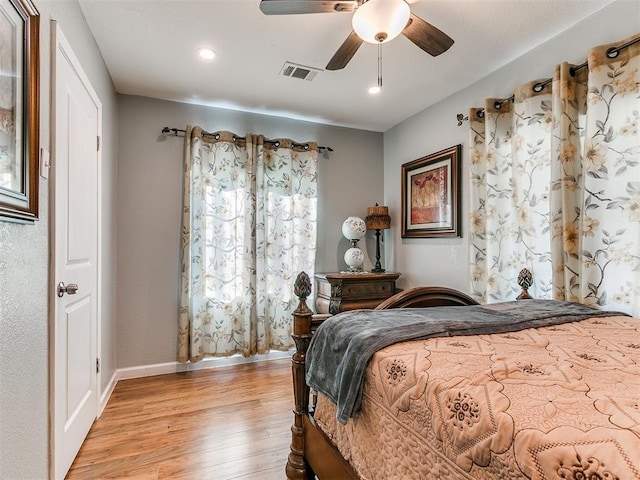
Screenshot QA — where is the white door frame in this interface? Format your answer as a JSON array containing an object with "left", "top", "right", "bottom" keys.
[{"left": 49, "top": 20, "right": 103, "bottom": 480}]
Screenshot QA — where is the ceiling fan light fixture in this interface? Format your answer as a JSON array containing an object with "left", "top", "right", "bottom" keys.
[
  {"left": 352, "top": 0, "right": 410, "bottom": 44},
  {"left": 197, "top": 47, "right": 216, "bottom": 60}
]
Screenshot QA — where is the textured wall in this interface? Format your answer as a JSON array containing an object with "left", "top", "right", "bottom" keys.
[
  {"left": 383, "top": 0, "right": 640, "bottom": 293},
  {"left": 115, "top": 95, "right": 384, "bottom": 369},
  {"left": 0, "top": 0, "right": 118, "bottom": 477},
  {"left": 0, "top": 188, "right": 49, "bottom": 478}
]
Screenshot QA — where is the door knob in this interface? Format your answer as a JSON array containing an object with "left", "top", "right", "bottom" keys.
[{"left": 57, "top": 282, "right": 79, "bottom": 298}]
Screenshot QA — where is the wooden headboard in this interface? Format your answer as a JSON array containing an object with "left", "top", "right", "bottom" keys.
[{"left": 375, "top": 286, "right": 479, "bottom": 309}]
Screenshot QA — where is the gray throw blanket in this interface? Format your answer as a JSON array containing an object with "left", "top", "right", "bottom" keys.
[{"left": 306, "top": 300, "right": 627, "bottom": 424}]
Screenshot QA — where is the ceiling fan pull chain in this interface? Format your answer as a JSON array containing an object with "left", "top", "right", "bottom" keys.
[{"left": 378, "top": 41, "right": 383, "bottom": 89}]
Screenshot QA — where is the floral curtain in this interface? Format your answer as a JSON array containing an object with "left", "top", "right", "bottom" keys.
[
  {"left": 469, "top": 33, "right": 640, "bottom": 316},
  {"left": 552, "top": 38, "right": 640, "bottom": 312},
  {"left": 178, "top": 128, "right": 318, "bottom": 362},
  {"left": 469, "top": 82, "right": 554, "bottom": 302}
]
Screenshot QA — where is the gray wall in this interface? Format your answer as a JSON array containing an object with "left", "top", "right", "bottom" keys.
[
  {"left": 383, "top": 0, "right": 640, "bottom": 292},
  {"left": 116, "top": 95, "right": 383, "bottom": 368},
  {"left": 0, "top": 0, "right": 118, "bottom": 478}
]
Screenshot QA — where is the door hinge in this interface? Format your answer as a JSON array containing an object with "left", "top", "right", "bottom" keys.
[
  {"left": 96, "top": 358, "right": 101, "bottom": 374},
  {"left": 97, "top": 136, "right": 101, "bottom": 151}
]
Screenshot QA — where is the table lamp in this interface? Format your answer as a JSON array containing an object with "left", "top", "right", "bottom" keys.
[
  {"left": 342, "top": 216, "right": 366, "bottom": 272},
  {"left": 365, "top": 204, "right": 391, "bottom": 273}
]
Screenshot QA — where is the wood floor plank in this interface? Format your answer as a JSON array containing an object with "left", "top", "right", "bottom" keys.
[
  {"left": 66, "top": 359, "right": 292, "bottom": 480},
  {"left": 158, "top": 446, "right": 290, "bottom": 480}
]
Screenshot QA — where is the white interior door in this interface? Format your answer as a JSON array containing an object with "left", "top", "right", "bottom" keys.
[{"left": 51, "top": 23, "right": 102, "bottom": 480}]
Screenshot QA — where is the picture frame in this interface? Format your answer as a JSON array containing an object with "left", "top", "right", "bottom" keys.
[
  {"left": 401, "top": 144, "right": 461, "bottom": 238},
  {"left": 0, "top": 0, "right": 39, "bottom": 223}
]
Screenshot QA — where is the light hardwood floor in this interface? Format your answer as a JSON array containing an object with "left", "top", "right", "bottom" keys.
[{"left": 66, "top": 359, "right": 293, "bottom": 480}]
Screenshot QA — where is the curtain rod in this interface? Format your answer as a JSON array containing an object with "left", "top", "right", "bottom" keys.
[
  {"left": 161, "top": 127, "right": 334, "bottom": 153},
  {"left": 456, "top": 35, "right": 640, "bottom": 125}
]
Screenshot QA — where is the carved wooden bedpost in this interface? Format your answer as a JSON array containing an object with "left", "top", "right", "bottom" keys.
[{"left": 286, "top": 272, "right": 314, "bottom": 480}]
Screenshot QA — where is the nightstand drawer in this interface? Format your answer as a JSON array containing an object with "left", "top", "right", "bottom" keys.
[
  {"left": 343, "top": 281, "right": 392, "bottom": 297},
  {"left": 314, "top": 272, "right": 401, "bottom": 315}
]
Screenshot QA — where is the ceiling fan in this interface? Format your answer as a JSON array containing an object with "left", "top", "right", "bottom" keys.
[{"left": 259, "top": 0, "right": 454, "bottom": 71}]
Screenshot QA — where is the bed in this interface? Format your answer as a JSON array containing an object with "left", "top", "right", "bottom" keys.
[{"left": 284, "top": 272, "right": 640, "bottom": 480}]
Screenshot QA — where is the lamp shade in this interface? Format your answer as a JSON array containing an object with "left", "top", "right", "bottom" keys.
[
  {"left": 342, "top": 216, "right": 367, "bottom": 240},
  {"left": 365, "top": 204, "right": 391, "bottom": 230},
  {"left": 352, "top": 0, "right": 410, "bottom": 44}
]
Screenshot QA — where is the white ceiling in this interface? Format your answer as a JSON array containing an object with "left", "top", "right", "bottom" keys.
[{"left": 78, "top": 0, "right": 618, "bottom": 132}]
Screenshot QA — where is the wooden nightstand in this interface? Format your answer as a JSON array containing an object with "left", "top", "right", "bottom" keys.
[{"left": 314, "top": 272, "right": 401, "bottom": 315}]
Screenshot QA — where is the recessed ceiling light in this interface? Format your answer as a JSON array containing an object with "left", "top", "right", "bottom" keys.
[
  {"left": 198, "top": 48, "right": 216, "bottom": 60},
  {"left": 368, "top": 85, "right": 381, "bottom": 95}
]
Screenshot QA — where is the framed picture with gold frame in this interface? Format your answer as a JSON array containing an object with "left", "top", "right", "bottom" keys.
[
  {"left": 0, "top": 0, "right": 39, "bottom": 223},
  {"left": 401, "top": 144, "right": 461, "bottom": 238}
]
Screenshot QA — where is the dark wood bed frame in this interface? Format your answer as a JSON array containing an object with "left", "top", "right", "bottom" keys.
[{"left": 285, "top": 272, "right": 480, "bottom": 480}]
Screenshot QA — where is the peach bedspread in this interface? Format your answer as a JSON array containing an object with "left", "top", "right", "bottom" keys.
[{"left": 314, "top": 315, "right": 640, "bottom": 479}]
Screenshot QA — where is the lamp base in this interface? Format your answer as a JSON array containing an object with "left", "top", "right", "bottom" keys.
[
  {"left": 371, "top": 228, "right": 385, "bottom": 274},
  {"left": 344, "top": 246, "right": 365, "bottom": 272}
]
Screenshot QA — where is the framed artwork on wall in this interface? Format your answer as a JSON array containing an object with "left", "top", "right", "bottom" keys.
[
  {"left": 401, "top": 144, "right": 461, "bottom": 238},
  {"left": 0, "top": 0, "right": 39, "bottom": 223}
]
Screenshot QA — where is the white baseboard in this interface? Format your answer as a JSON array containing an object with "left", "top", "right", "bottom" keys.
[
  {"left": 116, "top": 361, "right": 178, "bottom": 380},
  {"left": 115, "top": 350, "right": 291, "bottom": 381},
  {"left": 98, "top": 371, "right": 118, "bottom": 417}
]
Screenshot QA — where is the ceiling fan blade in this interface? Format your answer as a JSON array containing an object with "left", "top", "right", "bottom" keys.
[
  {"left": 259, "top": 0, "right": 358, "bottom": 15},
  {"left": 326, "top": 31, "right": 364, "bottom": 70},
  {"left": 402, "top": 13, "right": 454, "bottom": 57}
]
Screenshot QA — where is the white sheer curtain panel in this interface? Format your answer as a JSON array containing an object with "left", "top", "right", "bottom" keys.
[
  {"left": 469, "top": 33, "right": 640, "bottom": 316},
  {"left": 178, "top": 128, "right": 318, "bottom": 362}
]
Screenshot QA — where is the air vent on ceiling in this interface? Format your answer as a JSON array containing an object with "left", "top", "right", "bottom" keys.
[{"left": 280, "top": 62, "right": 322, "bottom": 81}]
